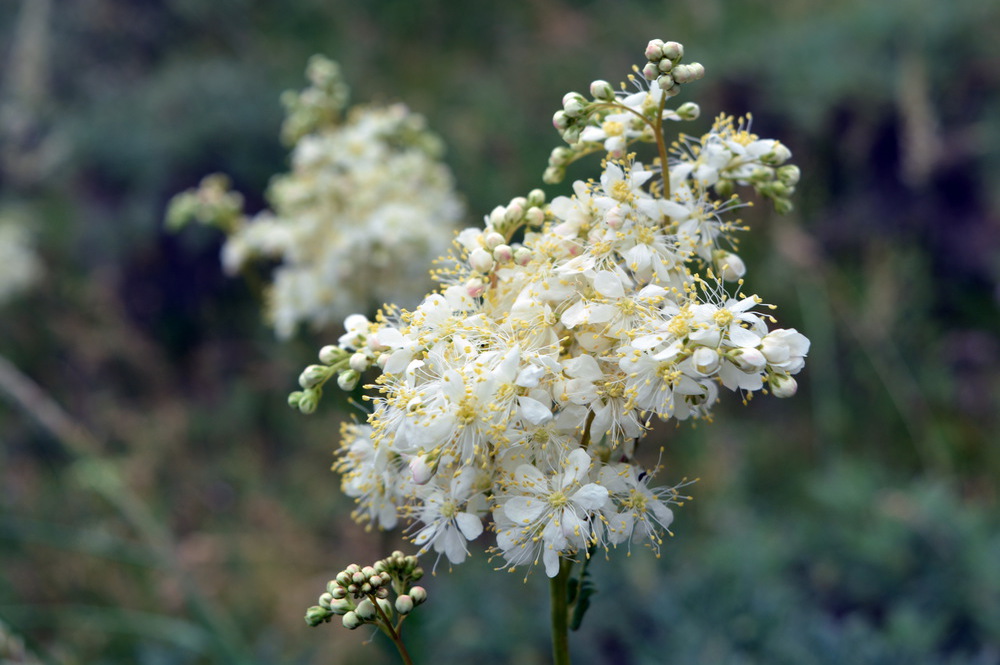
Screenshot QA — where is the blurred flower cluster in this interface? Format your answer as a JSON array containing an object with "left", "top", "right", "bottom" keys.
[
  {"left": 290, "top": 40, "right": 809, "bottom": 577},
  {"left": 0, "top": 212, "right": 42, "bottom": 307},
  {"left": 167, "top": 56, "right": 464, "bottom": 337}
]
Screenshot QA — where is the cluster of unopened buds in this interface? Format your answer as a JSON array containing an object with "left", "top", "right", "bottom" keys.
[{"left": 305, "top": 551, "right": 427, "bottom": 633}]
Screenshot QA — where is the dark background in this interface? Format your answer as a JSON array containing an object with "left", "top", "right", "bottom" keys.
[{"left": 1, "top": 0, "right": 999, "bottom": 663}]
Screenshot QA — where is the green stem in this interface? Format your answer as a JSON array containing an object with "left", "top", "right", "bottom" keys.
[
  {"left": 372, "top": 597, "right": 415, "bottom": 665},
  {"left": 549, "top": 558, "right": 573, "bottom": 665}
]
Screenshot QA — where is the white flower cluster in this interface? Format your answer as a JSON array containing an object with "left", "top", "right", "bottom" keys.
[
  {"left": 291, "top": 40, "right": 809, "bottom": 577},
  {"left": 167, "top": 56, "right": 464, "bottom": 338},
  {"left": 0, "top": 216, "right": 42, "bottom": 306}
]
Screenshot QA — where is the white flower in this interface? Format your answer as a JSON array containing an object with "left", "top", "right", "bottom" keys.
[
  {"left": 410, "top": 469, "right": 486, "bottom": 566},
  {"left": 494, "top": 448, "right": 609, "bottom": 577}
]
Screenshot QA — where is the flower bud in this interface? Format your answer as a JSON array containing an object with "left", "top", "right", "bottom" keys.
[
  {"left": 513, "top": 247, "right": 533, "bottom": 266},
  {"left": 493, "top": 244, "right": 513, "bottom": 263},
  {"left": 483, "top": 231, "right": 506, "bottom": 250},
  {"left": 469, "top": 247, "right": 495, "bottom": 273},
  {"left": 657, "top": 57, "right": 674, "bottom": 73},
  {"left": 562, "top": 93, "right": 586, "bottom": 118},
  {"left": 549, "top": 146, "right": 572, "bottom": 167},
  {"left": 777, "top": 164, "right": 800, "bottom": 186},
  {"left": 376, "top": 586, "right": 390, "bottom": 599},
  {"left": 562, "top": 126, "right": 582, "bottom": 144},
  {"left": 489, "top": 205, "right": 506, "bottom": 227},
  {"left": 330, "top": 585, "right": 347, "bottom": 600},
  {"left": 288, "top": 391, "right": 303, "bottom": 409},
  {"left": 336, "top": 571, "right": 352, "bottom": 586},
  {"left": 355, "top": 598, "right": 376, "bottom": 620},
  {"left": 319, "top": 592, "right": 334, "bottom": 608},
  {"left": 409, "top": 455, "right": 435, "bottom": 485},
  {"left": 552, "top": 110, "right": 570, "bottom": 131},
  {"left": 504, "top": 203, "right": 524, "bottom": 224},
  {"left": 299, "top": 365, "right": 329, "bottom": 389},
  {"left": 395, "top": 595, "right": 414, "bottom": 615},
  {"left": 543, "top": 166, "right": 564, "bottom": 185},
  {"left": 337, "top": 370, "right": 359, "bottom": 391},
  {"left": 656, "top": 74, "right": 674, "bottom": 90},
  {"left": 297, "top": 390, "right": 319, "bottom": 414},
  {"left": 466, "top": 278, "right": 486, "bottom": 299},
  {"left": 525, "top": 206, "right": 545, "bottom": 226},
  {"left": 342, "top": 611, "right": 363, "bottom": 630},
  {"left": 527, "top": 189, "right": 546, "bottom": 208},
  {"left": 641, "top": 62, "right": 660, "bottom": 81},
  {"left": 676, "top": 101, "right": 700, "bottom": 120},
  {"left": 305, "top": 605, "right": 333, "bottom": 626},
  {"left": 352, "top": 571, "right": 366, "bottom": 585},
  {"left": 377, "top": 598, "right": 394, "bottom": 618},
  {"left": 715, "top": 251, "right": 746, "bottom": 281},
  {"left": 644, "top": 39, "right": 665, "bottom": 61},
  {"left": 329, "top": 598, "right": 353, "bottom": 615},
  {"left": 590, "top": 79, "right": 615, "bottom": 101},
  {"left": 734, "top": 348, "right": 767, "bottom": 373},
  {"left": 761, "top": 142, "right": 792, "bottom": 165},
  {"left": 409, "top": 586, "right": 427, "bottom": 605},
  {"left": 349, "top": 352, "right": 369, "bottom": 372},
  {"left": 770, "top": 374, "right": 798, "bottom": 398},
  {"left": 661, "top": 41, "right": 683, "bottom": 60},
  {"left": 319, "top": 345, "right": 342, "bottom": 365},
  {"left": 692, "top": 347, "right": 721, "bottom": 376}
]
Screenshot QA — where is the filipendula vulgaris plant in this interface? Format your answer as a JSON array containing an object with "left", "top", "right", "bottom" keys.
[
  {"left": 292, "top": 39, "right": 809, "bottom": 664},
  {"left": 166, "top": 55, "right": 464, "bottom": 338}
]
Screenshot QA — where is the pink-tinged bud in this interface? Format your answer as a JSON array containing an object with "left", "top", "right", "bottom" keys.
[
  {"left": 641, "top": 62, "right": 660, "bottom": 81},
  {"left": 395, "top": 595, "right": 414, "bottom": 615},
  {"left": 342, "top": 611, "right": 362, "bottom": 630},
  {"left": 504, "top": 203, "right": 524, "bottom": 224},
  {"left": 466, "top": 278, "right": 486, "bottom": 299},
  {"left": 514, "top": 248, "right": 533, "bottom": 266},
  {"left": 493, "top": 244, "right": 513, "bottom": 263},
  {"left": 661, "top": 41, "right": 683, "bottom": 60},
  {"left": 657, "top": 57, "right": 674, "bottom": 73},
  {"left": 409, "top": 455, "right": 434, "bottom": 485},
  {"left": 644, "top": 39, "right": 665, "bottom": 61},
  {"left": 409, "top": 586, "right": 428, "bottom": 605},
  {"left": 605, "top": 205, "right": 625, "bottom": 229},
  {"left": 489, "top": 205, "right": 506, "bottom": 227}
]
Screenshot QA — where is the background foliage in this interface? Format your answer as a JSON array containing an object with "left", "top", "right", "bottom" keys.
[{"left": 1, "top": 0, "right": 998, "bottom": 663}]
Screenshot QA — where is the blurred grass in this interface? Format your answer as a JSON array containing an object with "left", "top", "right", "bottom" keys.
[{"left": 2, "top": 0, "right": 999, "bottom": 663}]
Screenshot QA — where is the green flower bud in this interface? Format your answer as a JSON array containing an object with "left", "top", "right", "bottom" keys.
[
  {"left": 329, "top": 598, "right": 353, "bottom": 615},
  {"left": 774, "top": 198, "right": 794, "bottom": 214},
  {"left": 336, "top": 571, "right": 352, "bottom": 587},
  {"left": 297, "top": 389, "right": 320, "bottom": 414},
  {"left": 287, "top": 391, "right": 303, "bottom": 409},
  {"left": 770, "top": 374, "right": 798, "bottom": 398},
  {"left": 543, "top": 166, "right": 565, "bottom": 185},
  {"left": 395, "top": 594, "right": 414, "bottom": 615},
  {"left": 377, "top": 598, "right": 394, "bottom": 618},
  {"left": 318, "top": 344, "right": 343, "bottom": 365},
  {"left": 656, "top": 74, "right": 674, "bottom": 90},
  {"left": 305, "top": 605, "right": 333, "bottom": 627},
  {"left": 676, "top": 102, "right": 700, "bottom": 120},
  {"left": 527, "top": 189, "right": 546, "bottom": 207},
  {"left": 299, "top": 364, "right": 329, "bottom": 389},
  {"left": 562, "top": 92, "right": 587, "bottom": 118},
  {"left": 342, "top": 611, "right": 363, "bottom": 630},
  {"left": 657, "top": 58, "right": 674, "bottom": 73},
  {"left": 355, "top": 598, "right": 377, "bottom": 621},
  {"left": 337, "top": 370, "right": 359, "bottom": 391},
  {"left": 319, "top": 592, "right": 334, "bottom": 608},
  {"left": 330, "top": 585, "right": 347, "bottom": 600},
  {"left": 777, "top": 164, "right": 801, "bottom": 187}
]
